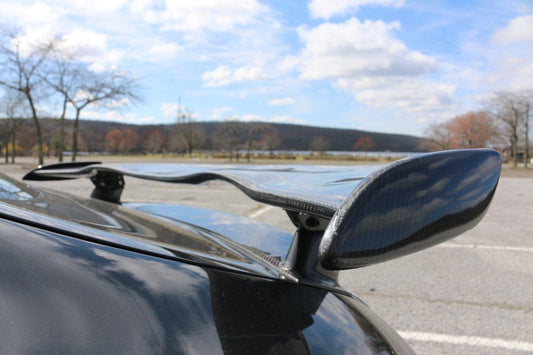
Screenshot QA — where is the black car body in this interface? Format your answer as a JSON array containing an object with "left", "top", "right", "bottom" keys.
[{"left": 0, "top": 149, "right": 501, "bottom": 354}]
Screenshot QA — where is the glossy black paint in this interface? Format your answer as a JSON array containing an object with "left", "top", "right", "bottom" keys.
[
  {"left": 0, "top": 218, "right": 413, "bottom": 354},
  {"left": 319, "top": 149, "right": 502, "bottom": 269},
  {"left": 22, "top": 160, "right": 102, "bottom": 180},
  {"left": 126, "top": 203, "right": 292, "bottom": 259},
  {"left": 0, "top": 174, "right": 293, "bottom": 280}
]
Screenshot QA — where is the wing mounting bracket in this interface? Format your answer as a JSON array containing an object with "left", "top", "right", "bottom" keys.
[{"left": 90, "top": 171, "right": 125, "bottom": 204}]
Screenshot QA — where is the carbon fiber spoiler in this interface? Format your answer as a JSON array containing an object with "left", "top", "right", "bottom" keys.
[{"left": 24, "top": 149, "right": 501, "bottom": 271}]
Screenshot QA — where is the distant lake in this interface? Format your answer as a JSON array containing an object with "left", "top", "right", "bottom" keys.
[
  {"left": 247, "top": 150, "right": 419, "bottom": 158},
  {"left": 65, "top": 150, "right": 421, "bottom": 159}
]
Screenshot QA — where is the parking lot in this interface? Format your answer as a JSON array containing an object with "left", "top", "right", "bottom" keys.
[{"left": 2, "top": 160, "right": 532, "bottom": 354}]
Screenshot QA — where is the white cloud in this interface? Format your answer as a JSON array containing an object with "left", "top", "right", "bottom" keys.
[
  {"left": 72, "top": 89, "right": 93, "bottom": 102},
  {"left": 160, "top": 102, "right": 198, "bottom": 119},
  {"left": 12, "top": 26, "right": 123, "bottom": 72},
  {"left": 63, "top": 31, "right": 180, "bottom": 65},
  {"left": 13, "top": 28, "right": 56, "bottom": 56},
  {"left": 308, "top": 0, "right": 404, "bottom": 19},
  {"left": 295, "top": 17, "right": 452, "bottom": 117},
  {"left": 0, "top": 2, "right": 62, "bottom": 27},
  {"left": 202, "top": 65, "right": 267, "bottom": 87},
  {"left": 267, "top": 115, "right": 306, "bottom": 124},
  {"left": 277, "top": 56, "right": 300, "bottom": 73},
  {"left": 144, "top": 41, "right": 182, "bottom": 61},
  {"left": 234, "top": 66, "right": 265, "bottom": 81},
  {"left": 0, "top": 0, "right": 280, "bottom": 81},
  {"left": 240, "top": 114, "right": 262, "bottom": 121},
  {"left": 105, "top": 98, "right": 130, "bottom": 109},
  {"left": 59, "top": 29, "right": 109, "bottom": 56},
  {"left": 132, "top": 0, "right": 268, "bottom": 32},
  {"left": 214, "top": 107, "right": 232, "bottom": 113},
  {"left": 2, "top": 7, "right": 132, "bottom": 70},
  {"left": 202, "top": 66, "right": 232, "bottom": 86},
  {"left": 489, "top": 54, "right": 533, "bottom": 92},
  {"left": 161, "top": 102, "right": 182, "bottom": 117},
  {"left": 1, "top": 0, "right": 270, "bottom": 34},
  {"left": 268, "top": 97, "right": 295, "bottom": 106},
  {"left": 456, "top": 14, "right": 533, "bottom": 95},
  {"left": 210, "top": 106, "right": 233, "bottom": 119},
  {"left": 297, "top": 18, "right": 436, "bottom": 79},
  {"left": 492, "top": 15, "right": 533, "bottom": 45},
  {"left": 81, "top": 110, "right": 156, "bottom": 124},
  {"left": 335, "top": 77, "right": 455, "bottom": 113},
  {"left": 88, "top": 50, "right": 125, "bottom": 72},
  {"left": 210, "top": 113, "right": 305, "bottom": 124},
  {"left": 245, "top": 115, "right": 306, "bottom": 124},
  {"left": 73, "top": 0, "right": 127, "bottom": 13},
  {"left": 52, "top": 29, "right": 125, "bottom": 71}
]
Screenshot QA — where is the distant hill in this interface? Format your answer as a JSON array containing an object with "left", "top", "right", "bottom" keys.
[
  {"left": 9, "top": 118, "right": 426, "bottom": 153},
  {"left": 194, "top": 122, "right": 424, "bottom": 152},
  {"left": 78, "top": 120, "right": 424, "bottom": 152}
]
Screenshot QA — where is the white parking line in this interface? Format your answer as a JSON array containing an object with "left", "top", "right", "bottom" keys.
[
  {"left": 438, "top": 243, "right": 533, "bottom": 252},
  {"left": 248, "top": 205, "right": 274, "bottom": 219},
  {"left": 399, "top": 331, "right": 533, "bottom": 352}
]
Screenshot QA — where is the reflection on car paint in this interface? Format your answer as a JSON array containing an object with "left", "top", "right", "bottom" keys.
[
  {"left": 0, "top": 174, "right": 291, "bottom": 280},
  {"left": 0, "top": 219, "right": 407, "bottom": 354}
]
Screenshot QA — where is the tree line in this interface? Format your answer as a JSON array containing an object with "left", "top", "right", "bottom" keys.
[
  {"left": 93, "top": 119, "right": 288, "bottom": 163},
  {"left": 425, "top": 91, "right": 532, "bottom": 168},
  {"left": 0, "top": 116, "right": 287, "bottom": 162},
  {"left": 1, "top": 116, "right": 390, "bottom": 162},
  {"left": 0, "top": 24, "right": 140, "bottom": 165},
  {"left": 103, "top": 119, "right": 284, "bottom": 162}
]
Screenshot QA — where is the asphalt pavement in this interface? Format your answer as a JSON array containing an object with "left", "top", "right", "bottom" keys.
[{"left": 2, "top": 162, "right": 532, "bottom": 354}]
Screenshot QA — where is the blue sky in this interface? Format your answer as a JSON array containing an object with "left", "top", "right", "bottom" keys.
[{"left": 1, "top": 0, "right": 532, "bottom": 135}]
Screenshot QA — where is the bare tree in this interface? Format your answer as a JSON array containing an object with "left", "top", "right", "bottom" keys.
[
  {"left": 522, "top": 95, "right": 531, "bottom": 168},
  {"left": 0, "top": 90, "right": 28, "bottom": 163},
  {"left": 244, "top": 123, "right": 267, "bottom": 162},
  {"left": 449, "top": 111, "right": 500, "bottom": 148},
  {"left": 424, "top": 112, "right": 500, "bottom": 152},
  {"left": 216, "top": 121, "right": 242, "bottom": 161},
  {"left": 490, "top": 92, "right": 530, "bottom": 167},
  {"left": 0, "top": 26, "right": 55, "bottom": 165},
  {"left": 68, "top": 70, "right": 141, "bottom": 161},
  {"left": 144, "top": 129, "right": 166, "bottom": 153},
  {"left": 310, "top": 136, "right": 330, "bottom": 156},
  {"left": 353, "top": 135, "right": 376, "bottom": 152},
  {"left": 0, "top": 117, "right": 10, "bottom": 163},
  {"left": 41, "top": 118, "right": 59, "bottom": 158},
  {"left": 105, "top": 129, "right": 123, "bottom": 154},
  {"left": 258, "top": 129, "right": 282, "bottom": 157},
  {"left": 424, "top": 122, "right": 455, "bottom": 151},
  {"left": 82, "top": 126, "right": 106, "bottom": 154},
  {"left": 120, "top": 128, "right": 141, "bottom": 154},
  {"left": 16, "top": 122, "right": 37, "bottom": 155},
  {"left": 175, "top": 107, "right": 205, "bottom": 157},
  {"left": 42, "top": 48, "right": 82, "bottom": 161},
  {"left": 41, "top": 40, "right": 142, "bottom": 161}
]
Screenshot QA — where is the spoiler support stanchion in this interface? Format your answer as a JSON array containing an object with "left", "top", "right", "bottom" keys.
[
  {"left": 90, "top": 171, "right": 125, "bottom": 204},
  {"left": 283, "top": 211, "right": 338, "bottom": 284}
]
